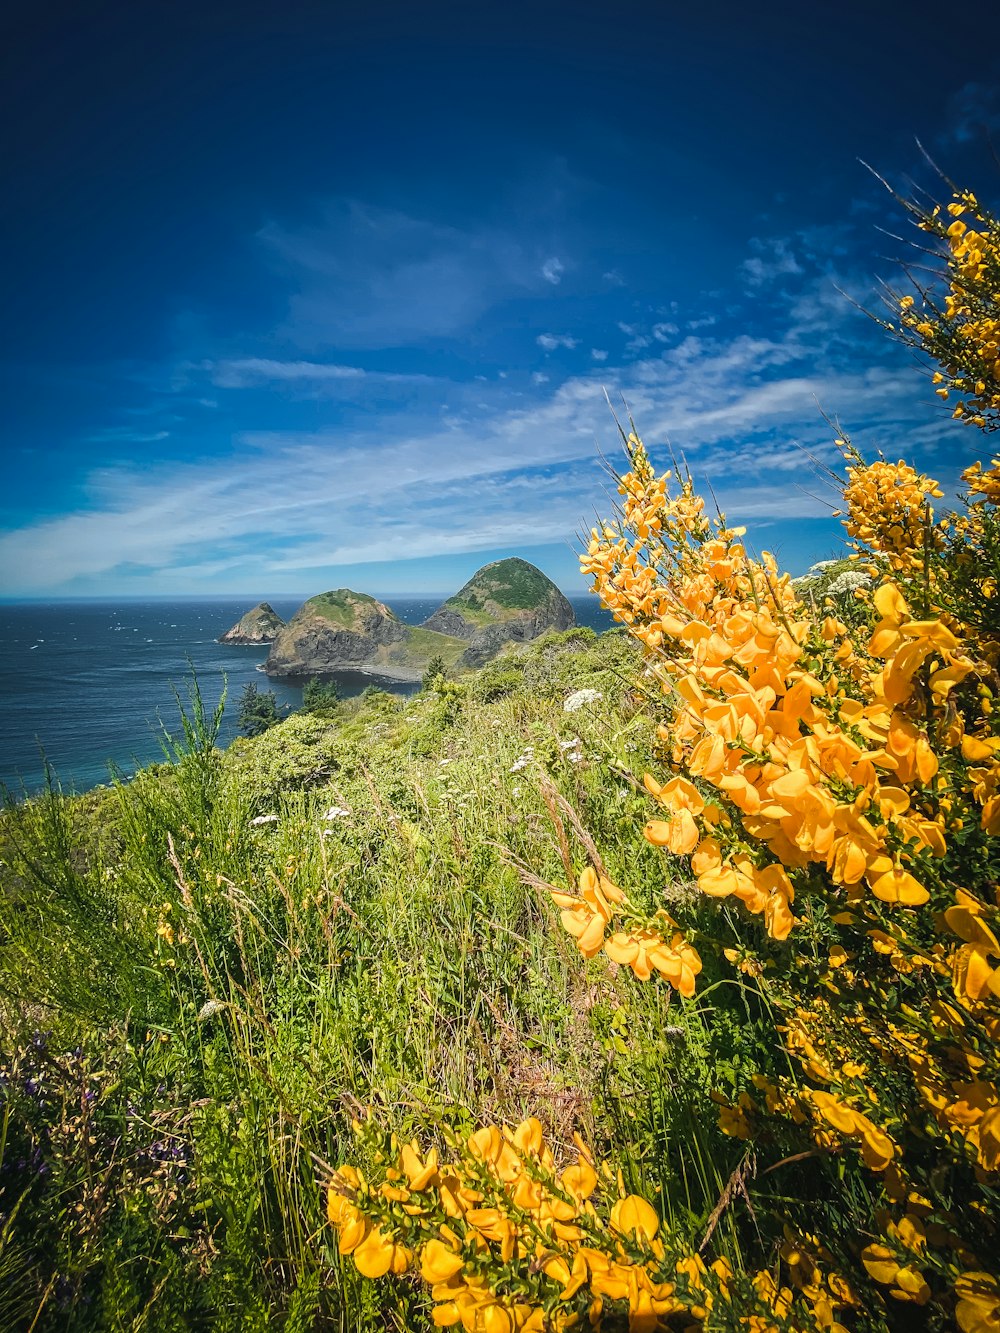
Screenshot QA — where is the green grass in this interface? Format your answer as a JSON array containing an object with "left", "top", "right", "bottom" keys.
[
  {"left": 382, "top": 625, "right": 467, "bottom": 667},
  {"left": 301, "top": 588, "right": 385, "bottom": 628},
  {"left": 446, "top": 557, "right": 561, "bottom": 614},
  {"left": 0, "top": 628, "right": 781, "bottom": 1330}
]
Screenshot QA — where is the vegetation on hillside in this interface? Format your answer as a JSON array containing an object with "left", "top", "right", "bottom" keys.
[
  {"left": 301, "top": 588, "right": 386, "bottom": 628},
  {"left": 445, "top": 558, "right": 566, "bottom": 616},
  {"left": 3, "top": 170, "right": 1000, "bottom": 1333},
  {"left": 237, "top": 680, "right": 281, "bottom": 736}
]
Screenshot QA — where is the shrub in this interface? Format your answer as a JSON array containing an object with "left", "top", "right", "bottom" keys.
[
  {"left": 302, "top": 677, "right": 341, "bottom": 714},
  {"left": 326, "top": 182, "right": 1000, "bottom": 1332},
  {"left": 237, "top": 681, "right": 280, "bottom": 737},
  {"left": 422, "top": 655, "right": 448, "bottom": 691}
]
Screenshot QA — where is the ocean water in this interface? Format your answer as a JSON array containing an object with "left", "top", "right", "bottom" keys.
[{"left": 0, "top": 596, "right": 614, "bottom": 795}]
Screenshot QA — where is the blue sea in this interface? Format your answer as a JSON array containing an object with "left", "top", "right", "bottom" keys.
[{"left": 0, "top": 596, "right": 614, "bottom": 795}]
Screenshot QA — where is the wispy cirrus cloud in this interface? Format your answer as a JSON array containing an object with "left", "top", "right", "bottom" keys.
[
  {"left": 0, "top": 276, "right": 975, "bottom": 595},
  {"left": 207, "top": 357, "right": 437, "bottom": 390},
  {"left": 257, "top": 201, "right": 561, "bottom": 350},
  {"left": 938, "top": 81, "right": 1000, "bottom": 147},
  {"left": 741, "top": 235, "right": 804, "bottom": 290}
]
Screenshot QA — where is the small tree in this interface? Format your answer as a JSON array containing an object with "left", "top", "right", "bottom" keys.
[
  {"left": 236, "top": 681, "right": 279, "bottom": 738},
  {"left": 302, "top": 677, "right": 340, "bottom": 714},
  {"left": 421, "top": 655, "right": 446, "bottom": 691}
]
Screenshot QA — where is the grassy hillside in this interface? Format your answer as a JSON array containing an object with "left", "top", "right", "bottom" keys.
[
  {"left": 381, "top": 624, "right": 467, "bottom": 667},
  {"left": 300, "top": 588, "right": 387, "bottom": 628},
  {"left": 446, "top": 557, "right": 562, "bottom": 616},
  {"left": 3, "top": 626, "right": 749, "bottom": 1330}
]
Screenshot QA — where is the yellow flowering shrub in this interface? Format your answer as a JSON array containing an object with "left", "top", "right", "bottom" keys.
[
  {"left": 324, "top": 438, "right": 1000, "bottom": 1328},
  {"left": 326, "top": 1116, "right": 851, "bottom": 1332},
  {"left": 323, "top": 189, "right": 1000, "bottom": 1332},
  {"left": 892, "top": 187, "right": 1000, "bottom": 431}
]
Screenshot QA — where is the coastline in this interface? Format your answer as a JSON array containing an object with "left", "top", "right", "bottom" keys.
[{"left": 256, "top": 660, "right": 425, "bottom": 684}]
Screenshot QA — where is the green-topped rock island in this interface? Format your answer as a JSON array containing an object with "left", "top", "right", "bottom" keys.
[
  {"left": 217, "top": 601, "right": 286, "bottom": 645},
  {"left": 261, "top": 558, "right": 575, "bottom": 681}
]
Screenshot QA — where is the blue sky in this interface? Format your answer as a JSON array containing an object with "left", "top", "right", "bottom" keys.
[{"left": 2, "top": 0, "right": 1000, "bottom": 599}]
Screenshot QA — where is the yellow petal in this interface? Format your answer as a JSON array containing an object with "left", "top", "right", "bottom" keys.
[
  {"left": 353, "top": 1226, "right": 396, "bottom": 1278},
  {"left": 610, "top": 1194, "right": 660, "bottom": 1242},
  {"left": 869, "top": 867, "right": 929, "bottom": 906},
  {"left": 874, "top": 583, "right": 908, "bottom": 620},
  {"left": 560, "top": 1159, "right": 598, "bottom": 1201},
  {"left": 421, "top": 1239, "right": 464, "bottom": 1284},
  {"left": 604, "top": 932, "right": 640, "bottom": 965},
  {"left": 944, "top": 904, "right": 1000, "bottom": 953}
]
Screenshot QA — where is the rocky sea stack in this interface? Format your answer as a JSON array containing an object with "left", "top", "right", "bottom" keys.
[
  {"left": 218, "top": 602, "right": 285, "bottom": 645},
  {"left": 423, "top": 557, "right": 575, "bottom": 668},
  {"left": 263, "top": 589, "right": 465, "bottom": 681},
  {"left": 261, "top": 560, "right": 575, "bottom": 681}
]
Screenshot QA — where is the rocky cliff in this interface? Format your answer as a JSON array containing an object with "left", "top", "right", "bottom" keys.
[
  {"left": 264, "top": 590, "right": 465, "bottom": 680},
  {"left": 262, "top": 560, "right": 576, "bottom": 681},
  {"left": 423, "top": 558, "right": 575, "bottom": 667},
  {"left": 218, "top": 602, "right": 285, "bottom": 645}
]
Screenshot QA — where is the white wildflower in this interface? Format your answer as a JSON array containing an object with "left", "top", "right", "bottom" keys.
[
  {"left": 564, "top": 688, "right": 602, "bottom": 713},
  {"left": 808, "top": 559, "right": 839, "bottom": 573},
  {"left": 197, "top": 999, "right": 226, "bottom": 1022},
  {"left": 827, "top": 570, "right": 871, "bottom": 597},
  {"left": 559, "top": 737, "right": 582, "bottom": 751},
  {"left": 322, "top": 805, "right": 350, "bottom": 821},
  {"left": 250, "top": 814, "right": 279, "bottom": 826}
]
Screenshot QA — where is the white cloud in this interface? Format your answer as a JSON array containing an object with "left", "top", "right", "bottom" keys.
[
  {"left": 591, "top": 348, "right": 608, "bottom": 361},
  {"left": 256, "top": 201, "right": 543, "bottom": 349},
  {"left": 541, "top": 257, "right": 564, "bottom": 285},
  {"left": 212, "top": 358, "right": 366, "bottom": 385},
  {"left": 532, "top": 372, "right": 550, "bottom": 384},
  {"left": 208, "top": 358, "right": 437, "bottom": 391},
  {"left": 1, "top": 274, "right": 977, "bottom": 595},
  {"left": 619, "top": 322, "right": 651, "bottom": 353},
  {"left": 741, "top": 236, "right": 804, "bottom": 290},
  {"left": 537, "top": 332, "right": 578, "bottom": 351}
]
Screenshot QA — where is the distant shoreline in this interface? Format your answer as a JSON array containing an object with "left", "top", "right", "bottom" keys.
[{"left": 256, "top": 660, "right": 424, "bottom": 684}]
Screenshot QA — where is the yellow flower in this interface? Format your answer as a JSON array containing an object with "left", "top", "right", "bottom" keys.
[
  {"left": 421, "top": 1239, "right": 464, "bottom": 1284},
  {"left": 956, "top": 1273, "right": 1000, "bottom": 1333},
  {"left": 609, "top": 1194, "right": 660, "bottom": 1243}
]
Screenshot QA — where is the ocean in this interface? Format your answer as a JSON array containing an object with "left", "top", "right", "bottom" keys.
[{"left": 0, "top": 596, "right": 614, "bottom": 796}]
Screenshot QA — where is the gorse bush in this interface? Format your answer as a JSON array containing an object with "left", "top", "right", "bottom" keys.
[
  {"left": 325, "top": 185, "right": 1000, "bottom": 1331},
  {"left": 888, "top": 178, "right": 1000, "bottom": 431}
]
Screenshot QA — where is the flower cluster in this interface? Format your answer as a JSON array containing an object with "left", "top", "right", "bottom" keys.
[
  {"left": 838, "top": 447, "right": 946, "bottom": 570},
  {"left": 574, "top": 429, "right": 1000, "bottom": 1329},
  {"left": 326, "top": 1117, "right": 852, "bottom": 1332},
  {"left": 546, "top": 865, "right": 701, "bottom": 994},
  {"left": 893, "top": 189, "right": 1000, "bottom": 430}
]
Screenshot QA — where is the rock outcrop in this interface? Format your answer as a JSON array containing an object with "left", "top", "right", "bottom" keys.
[
  {"left": 423, "top": 558, "right": 575, "bottom": 667},
  {"left": 261, "top": 560, "right": 576, "bottom": 681},
  {"left": 218, "top": 602, "right": 285, "bottom": 645},
  {"left": 263, "top": 590, "right": 464, "bottom": 681}
]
